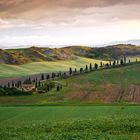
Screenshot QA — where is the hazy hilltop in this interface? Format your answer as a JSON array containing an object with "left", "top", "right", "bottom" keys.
[
  {"left": 88, "top": 44, "right": 140, "bottom": 60},
  {"left": 0, "top": 44, "right": 140, "bottom": 65}
]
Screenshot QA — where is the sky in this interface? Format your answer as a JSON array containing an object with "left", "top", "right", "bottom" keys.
[{"left": 0, "top": 0, "right": 140, "bottom": 47}]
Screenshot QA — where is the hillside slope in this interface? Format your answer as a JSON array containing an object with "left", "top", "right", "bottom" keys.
[
  {"left": 86, "top": 44, "right": 140, "bottom": 60},
  {"left": 0, "top": 57, "right": 107, "bottom": 78},
  {"left": 0, "top": 63, "right": 139, "bottom": 105},
  {"left": 0, "top": 44, "right": 140, "bottom": 64},
  {"left": 47, "top": 63, "right": 140, "bottom": 104}
]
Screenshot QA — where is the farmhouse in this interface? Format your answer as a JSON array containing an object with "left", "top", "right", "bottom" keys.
[{"left": 21, "top": 80, "right": 37, "bottom": 92}]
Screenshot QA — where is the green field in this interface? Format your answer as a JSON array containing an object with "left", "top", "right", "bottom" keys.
[
  {"left": 0, "top": 63, "right": 139, "bottom": 105},
  {"left": 0, "top": 57, "right": 107, "bottom": 78},
  {"left": 0, "top": 106, "right": 140, "bottom": 140},
  {"left": 0, "top": 56, "right": 139, "bottom": 78},
  {"left": 0, "top": 63, "right": 140, "bottom": 140}
]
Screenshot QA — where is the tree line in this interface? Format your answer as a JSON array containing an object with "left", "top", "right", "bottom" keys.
[{"left": 1, "top": 56, "right": 138, "bottom": 95}]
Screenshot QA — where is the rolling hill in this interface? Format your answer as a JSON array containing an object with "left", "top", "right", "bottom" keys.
[
  {"left": 0, "top": 63, "right": 139, "bottom": 105},
  {"left": 0, "top": 44, "right": 140, "bottom": 65},
  {"left": 0, "top": 57, "right": 107, "bottom": 78}
]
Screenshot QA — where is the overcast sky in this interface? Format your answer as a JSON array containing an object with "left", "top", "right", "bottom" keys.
[{"left": 0, "top": 0, "right": 140, "bottom": 47}]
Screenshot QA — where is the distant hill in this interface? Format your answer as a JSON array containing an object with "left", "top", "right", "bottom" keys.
[
  {"left": 86, "top": 44, "right": 140, "bottom": 60},
  {"left": 0, "top": 44, "right": 140, "bottom": 64},
  {"left": 94, "top": 39, "right": 140, "bottom": 47}
]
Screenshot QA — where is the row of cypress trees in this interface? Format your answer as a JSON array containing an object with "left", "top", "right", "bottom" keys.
[{"left": 6, "top": 56, "right": 138, "bottom": 89}]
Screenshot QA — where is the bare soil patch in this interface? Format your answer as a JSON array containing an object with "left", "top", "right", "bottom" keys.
[{"left": 66, "top": 84, "right": 140, "bottom": 103}]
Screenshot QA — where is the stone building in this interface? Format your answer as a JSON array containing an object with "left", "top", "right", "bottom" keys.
[{"left": 21, "top": 79, "right": 37, "bottom": 92}]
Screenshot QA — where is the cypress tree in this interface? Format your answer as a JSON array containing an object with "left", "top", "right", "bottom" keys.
[
  {"left": 12, "top": 81, "right": 14, "bottom": 87},
  {"left": 120, "top": 59, "right": 123, "bottom": 65},
  {"left": 117, "top": 60, "right": 119, "bottom": 65},
  {"left": 109, "top": 61, "right": 111, "bottom": 66},
  {"left": 56, "top": 85, "right": 60, "bottom": 91},
  {"left": 8, "top": 82, "right": 10, "bottom": 88},
  {"left": 85, "top": 65, "right": 88, "bottom": 72},
  {"left": 100, "top": 62, "right": 103, "bottom": 68},
  {"left": 69, "top": 67, "right": 72, "bottom": 76},
  {"left": 46, "top": 75, "right": 50, "bottom": 80},
  {"left": 52, "top": 73, "right": 56, "bottom": 79},
  {"left": 89, "top": 63, "right": 92, "bottom": 71},
  {"left": 17, "top": 81, "right": 19, "bottom": 88},
  {"left": 113, "top": 60, "right": 116, "bottom": 66},
  {"left": 74, "top": 68, "right": 77, "bottom": 74},
  {"left": 80, "top": 68, "right": 83, "bottom": 73},
  {"left": 95, "top": 63, "right": 98, "bottom": 69},
  {"left": 35, "top": 81, "right": 38, "bottom": 88},
  {"left": 57, "top": 73, "right": 59, "bottom": 78},
  {"left": 105, "top": 63, "right": 109, "bottom": 67},
  {"left": 41, "top": 74, "right": 44, "bottom": 80},
  {"left": 29, "top": 77, "right": 31, "bottom": 82},
  {"left": 124, "top": 55, "right": 126, "bottom": 63},
  {"left": 35, "top": 78, "right": 38, "bottom": 82}
]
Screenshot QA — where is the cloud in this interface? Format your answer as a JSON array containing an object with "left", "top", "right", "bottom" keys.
[
  {"left": 0, "top": 0, "right": 140, "bottom": 17},
  {"left": 0, "top": 0, "right": 140, "bottom": 46}
]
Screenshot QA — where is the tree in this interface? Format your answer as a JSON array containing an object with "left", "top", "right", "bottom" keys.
[
  {"left": 120, "top": 59, "right": 124, "bottom": 65},
  {"left": 113, "top": 60, "right": 116, "bottom": 66},
  {"left": 129, "top": 59, "right": 130, "bottom": 63},
  {"left": 8, "top": 82, "right": 10, "bottom": 88},
  {"left": 35, "top": 78, "right": 38, "bottom": 83},
  {"left": 89, "top": 63, "right": 92, "bottom": 71},
  {"left": 124, "top": 55, "right": 126, "bottom": 63},
  {"left": 136, "top": 58, "right": 137, "bottom": 62},
  {"left": 80, "top": 68, "right": 83, "bottom": 73},
  {"left": 12, "top": 81, "right": 14, "bottom": 87},
  {"left": 41, "top": 74, "right": 44, "bottom": 80},
  {"left": 52, "top": 73, "right": 56, "bottom": 79},
  {"left": 95, "top": 63, "right": 98, "bottom": 69},
  {"left": 117, "top": 60, "right": 119, "bottom": 65},
  {"left": 109, "top": 61, "right": 111, "bottom": 66},
  {"left": 35, "top": 81, "right": 38, "bottom": 88},
  {"left": 74, "top": 68, "right": 77, "bottom": 74},
  {"left": 56, "top": 85, "right": 60, "bottom": 91},
  {"left": 46, "top": 74, "right": 50, "bottom": 80},
  {"left": 100, "top": 62, "right": 103, "bottom": 68},
  {"left": 85, "top": 65, "right": 88, "bottom": 72},
  {"left": 105, "top": 63, "right": 109, "bottom": 67},
  {"left": 69, "top": 67, "right": 73, "bottom": 75},
  {"left": 15, "top": 83, "right": 17, "bottom": 88},
  {"left": 28, "top": 77, "right": 31, "bottom": 82},
  {"left": 17, "top": 81, "right": 20, "bottom": 88}
]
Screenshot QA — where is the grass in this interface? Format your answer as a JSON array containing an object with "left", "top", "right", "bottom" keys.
[
  {"left": 0, "top": 106, "right": 140, "bottom": 140},
  {"left": 0, "top": 62, "right": 140, "bottom": 139},
  {"left": 0, "top": 63, "right": 139, "bottom": 105},
  {"left": 0, "top": 57, "right": 139, "bottom": 79},
  {"left": 0, "top": 57, "right": 107, "bottom": 78},
  {"left": 0, "top": 106, "right": 139, "bottom": 123}
]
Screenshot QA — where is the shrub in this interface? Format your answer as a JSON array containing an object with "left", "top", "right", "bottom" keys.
[{"left": 0, "top": 86, "right": 32, "bottom": 96}]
